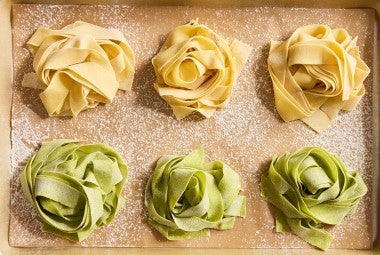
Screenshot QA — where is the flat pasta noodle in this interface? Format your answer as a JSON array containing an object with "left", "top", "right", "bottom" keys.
[
  {"left": 20, "top": 139, "right": 128, "bottom": 242},
  {"left": 152, "top": 19, "right": 252, "bottom": 119},
  {"left": 22, "top": 21, "right": 135, "bottom": 117},
  {"left": 145, "top": 147, "right": 246, "bottom": 240},
  {"left": 260, "top": 146, "right": 367, "bottom": 250},
  {"left": 267, "top": 24, "right": 370, "bottom": 133}
]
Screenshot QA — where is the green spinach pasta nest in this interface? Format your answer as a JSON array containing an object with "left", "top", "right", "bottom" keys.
[
  {"left": 260, "top": 146, "right": 367, "bottom": 250},
  {"left": 20, "top": 139, "right": 128, "bottom": 242},
  {"left": 145, "top": 147, "right": 246, "bottom": 240}
]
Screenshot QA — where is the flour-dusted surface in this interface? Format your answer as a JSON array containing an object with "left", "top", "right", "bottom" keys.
[{"left": 10, "top": 5, "right": 376, "bottom": 249}]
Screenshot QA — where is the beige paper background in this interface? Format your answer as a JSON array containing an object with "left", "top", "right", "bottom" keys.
[{"left": 0, "top": 0, "right": 378, "bottom": 254}]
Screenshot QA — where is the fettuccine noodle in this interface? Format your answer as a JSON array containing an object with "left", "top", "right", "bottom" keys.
[
  {"left": 268, "top": 24, "right": 370, "bottom": 132},
  {"left": 260, "top": 146, "right": 367, "bottom": 250},
  {"left": 145, "top": 147, "right": 246, "bottom": 240},
  {"left": 152, "top": 20, "right": 252, "bottom": 119},
  {"left": 21, "top": 139, "right": 128, "bottom": 242},
  {"left": 22, "top": 21, "right": 135, "bottom": 117}
]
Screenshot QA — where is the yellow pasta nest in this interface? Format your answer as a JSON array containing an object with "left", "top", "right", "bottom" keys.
[
  {"left": 152, "top": 20, "right": 252, "bottom": 119},
  {"left": 22, "top": 21, "right": 135, "bottom": 117},
  {"left": 268, "top": 24, "right": 370, "bottom": 133}
]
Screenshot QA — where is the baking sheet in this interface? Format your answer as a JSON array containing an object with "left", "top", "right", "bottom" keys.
[{"left": 8, "top": 3, "right": 377, "bottom": 250}]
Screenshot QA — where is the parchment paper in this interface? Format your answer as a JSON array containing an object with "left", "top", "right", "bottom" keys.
[{"left": 9, "top": 4, "right": 376, "bottom": 249}]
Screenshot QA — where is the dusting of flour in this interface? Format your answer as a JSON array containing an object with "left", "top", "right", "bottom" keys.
[{"left": 10, "top": 4, "right": 376, "bottom": 249}]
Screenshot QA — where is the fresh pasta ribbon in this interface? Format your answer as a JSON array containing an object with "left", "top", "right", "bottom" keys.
[
  {"left": 267, "top": 24, "right": 370, "bottom": 133},
  {"left": 145, "top": 147, "right": 246, "bottom": 240},
  {"left": 152, "top": 20, "right": 252, "bottom": 119},
  {"left": 260, "top": 146, "right": 367, "bottom": 250},
  {"left": 22, "top": 21, "right": 135, "bottom": 117},
  {"left": 20, "top": 139, "right": 128, "bottom": 242}
]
